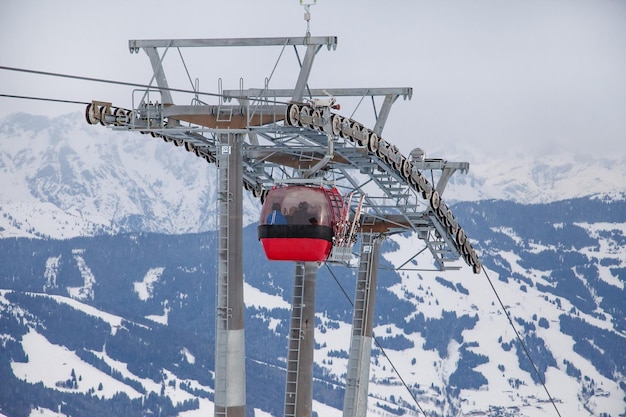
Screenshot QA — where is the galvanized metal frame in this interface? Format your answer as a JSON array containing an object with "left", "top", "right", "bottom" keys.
[{"left": 92, "top": 35, "right": 478, "bottom": 417}]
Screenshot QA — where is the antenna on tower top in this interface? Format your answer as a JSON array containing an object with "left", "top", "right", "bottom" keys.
[{"left": 300, "top": 0, "right": 317, "bottom": 38}]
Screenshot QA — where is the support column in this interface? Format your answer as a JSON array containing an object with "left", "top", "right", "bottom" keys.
[
  {"left": 143, "top": 47, "right": 174, "bottom": 105},
  {"left": 285, "top": 262, "right": 318, "bottom": 417},
  {"left": 215, "top": 133, "right": 246, "bottom": 417},
  {"left": 292, "top": 44, "right": 323, "bottom": 103},
  {"left": 343, "top": 234, "right": 382, "bottom": 417},
  {"left": 372, "top": 94, "right": 399, "bottom": 137}
]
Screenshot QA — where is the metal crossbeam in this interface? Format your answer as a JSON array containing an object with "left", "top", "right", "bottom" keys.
[
  {"left": 222, "top": 87, "right": 412, "bottom": 99},
  {"left": 129, "top": 36, "right": 338, "bottom": 51}
]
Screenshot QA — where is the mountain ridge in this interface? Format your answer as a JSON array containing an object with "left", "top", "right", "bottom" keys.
[{"left": 2, "top": 111, "right": 626, "bottom": 239}]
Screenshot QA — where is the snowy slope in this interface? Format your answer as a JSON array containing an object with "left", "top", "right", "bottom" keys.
[
  {"left": 0, "top": 112, "right": 261, "bottom": 239},
  {"left": 371, "top": 232, "right": 624, "bottom": 417},
  {"left": 1, "top": 203, "right": 625, "bottom": 417}
]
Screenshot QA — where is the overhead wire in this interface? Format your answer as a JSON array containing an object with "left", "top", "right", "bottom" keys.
[
  {"left": 0, "top": 93, "right": 89, "bottom": 106},
  {"left": 479, "top": 264, "right": 563, "bottom": 417},
  {"left": 0, "top": 65, "right": 292, "bottom": 105},
  {"left": 327, "top": 256, "right": 563, "bottom": 417}
]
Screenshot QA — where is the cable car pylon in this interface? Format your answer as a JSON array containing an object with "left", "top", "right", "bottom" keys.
[
  {"left": 343, "top": 233, "right": 382, "bottom": 417},
  {"left": 215, "top": 132, "right": 246, "bottom": 417},
  {"left": 85, "top": 34, "right": 481, "bottom": 417}
]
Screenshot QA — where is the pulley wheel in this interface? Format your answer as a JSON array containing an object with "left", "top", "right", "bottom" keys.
[
  {"left": 340, "top": 119, "right": 351, "bottom": 139},
  {"left": 409, "top": 171, "right": 422, "bottom": 190},
  {"left": 375, "top": 140, "right": 387, "bottom": 159},
  {"left": 359, "top": 129, "right": 370, "bottom": 148},
  {"left": 331, "top": 114, "right": 341, "bottom": 136},
  {"left": 299, "top": 106, "right": 311, "bottom": 127},
  {"left": 456, "top": 228, "right": 467, "bottom": 246},
  {"left": 368, "top": 132, "right": 379, "bottom": 153},
  {"left": 430, "top": 190, "right": 441, "bottom": 210},
  {"left": 114, "top": 107, "right": 126, "bottom": 126},
  {"left": 394, "top": 154, "right": 404, "bottom": 171},
  {"left": 311, "top": 109, "right": 321, "bottom": 130},
  {"left": 448, "top": 219, "right": 459, "bottom": 237},
  {"left": 99, "top": 106, "right": 110, "bottom": 126},
  {"left": 462, "top": 240, "right": 472, "bottom": 256},
  {"left": 85, "top": 103, "right": 98, "bottom": 125},
  {"left": 470, "top": 250, "right": 480, "bottom": 268},
  {"left": 401, "top": 158, "right": 411, "bottom": 179},
  {"left": 351, "top": 122, "right": 362, "bottom": 142},
  {"left": 437, "top": 203, "right": 448, "bottom": 224},
  {"left": 286, "top": 103, "right": 299, "bottom": 126}
]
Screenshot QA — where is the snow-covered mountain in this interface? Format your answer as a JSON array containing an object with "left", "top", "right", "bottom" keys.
[
  {"left": 1, "top": 112, "right": 626, "bottom": 239},
  {"left": 1, "top": 201, "right": 625, "bottom": 417},
  {"left": 1, "top": 112, "right": 625, "bottom": 417},
  {"left": 439, "top": 147, "right": 626, "bottom": 205},
  {"left": 0, "top": 112, "right": 260, "bottom": 239}
]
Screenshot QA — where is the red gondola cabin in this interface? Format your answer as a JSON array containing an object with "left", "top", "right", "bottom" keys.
[{"left": 258, "top": 185, "right": 344, "bottom": 262}]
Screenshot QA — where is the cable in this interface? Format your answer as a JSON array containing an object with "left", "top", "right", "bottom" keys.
[
  {"left": 480, "top": 265, "right": 563, "bottom": 417},
  {"left": 0, "top": 93, "right": 89, "bottom": 106},
  {"left": 326, "top": 259, "right": 563, "bottom": 417},
  {"left": 324, "top": 263, "right": 428, "bottom": 417},
  {"left": 0, "top": 65, "right": 292, "bottom": 104},
  {"left": 0, "top": 65, "right": 220, "bottom": 98}
]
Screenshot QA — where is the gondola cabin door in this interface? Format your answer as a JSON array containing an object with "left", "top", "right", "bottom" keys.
[{"left": 258, "top": 185, "right": 343, "bottom": 262}]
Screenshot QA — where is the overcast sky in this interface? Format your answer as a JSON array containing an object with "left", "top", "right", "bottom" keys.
[{"left": 1, "top": 0, "right": 625, "bottom": 159}]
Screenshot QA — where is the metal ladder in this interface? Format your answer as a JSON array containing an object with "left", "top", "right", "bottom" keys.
[
  {"left": 215, "top": 140, "right": 232, "bottom": 417},
  {"left": 353, "top": 234, "right": 374, "bottom": 336},
  {"left": 284, "top": 266, "right": 306, "bottom": 417}
]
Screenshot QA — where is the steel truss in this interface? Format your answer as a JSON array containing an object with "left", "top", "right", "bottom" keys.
[{"left": 86, "top": 35, "right": 482, "bottom": 417}]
